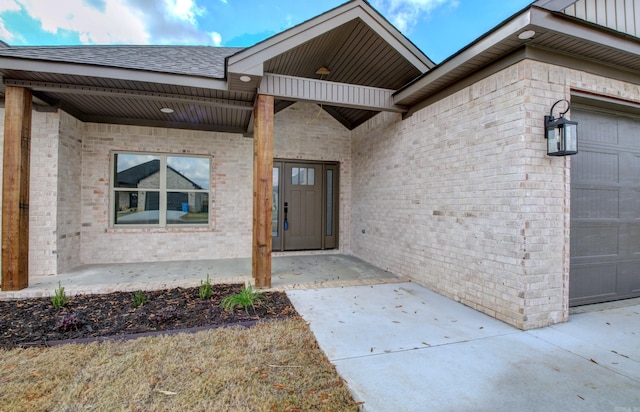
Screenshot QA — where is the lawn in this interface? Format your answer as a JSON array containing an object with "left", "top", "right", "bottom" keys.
[{"left": 0, "top": 318, "right": 360, "bottom": 411}]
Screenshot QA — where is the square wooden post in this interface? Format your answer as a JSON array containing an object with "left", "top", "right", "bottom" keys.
[
  {"left": 253, "top": 94, "right": 274, "bottom": 288},
  {"left": 2, "top": 86, "right": 32, "bottom": 291}
]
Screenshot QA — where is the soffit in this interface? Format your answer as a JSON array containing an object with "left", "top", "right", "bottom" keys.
[
  {"left": 395, "top": 6, "right": 640, "bottom": 107},
  {"left": 0, "top": 69, "right": 255, "bottom": 133}
]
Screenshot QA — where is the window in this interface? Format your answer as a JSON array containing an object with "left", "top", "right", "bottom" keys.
[
  {"left": 291, "top": 167, "right": 315, "bottom": 185},
  {"left": 113, "top": 153, "right": 210, "bottom": 226}
]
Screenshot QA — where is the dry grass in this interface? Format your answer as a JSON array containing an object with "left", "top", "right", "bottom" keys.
[{"left": 0, "top": 318, "right": 359, "bottom": 412}]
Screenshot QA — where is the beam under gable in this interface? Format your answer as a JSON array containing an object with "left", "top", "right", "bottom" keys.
[{"left": 259, "top": 73, "right": 406, "bottom": 112}]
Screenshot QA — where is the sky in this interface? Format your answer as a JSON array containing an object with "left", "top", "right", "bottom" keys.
[{"left": 0, "top": 0, "right": 533, "bottom": 64}]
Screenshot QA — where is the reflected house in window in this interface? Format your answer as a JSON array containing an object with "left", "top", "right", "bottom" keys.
[{"left": 116, "top": 159, "right": 207, "bottom": 223}]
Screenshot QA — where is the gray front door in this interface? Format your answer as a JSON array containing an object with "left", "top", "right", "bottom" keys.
[
  {"left": 272, "top": 161, "right": 338, "bottom": 251},
  {"left": 570, "top": 106, "right": 640, "bottom": 306},
  {"left": 283, "top": 162, "right": 322, "bottom": 250}
]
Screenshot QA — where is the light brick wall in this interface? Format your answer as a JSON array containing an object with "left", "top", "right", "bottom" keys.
[
  {"left": 0, "top": 110, "right": 61, "bottom": 277},
  {"left": 80, "top": 124, "right": 253, "bottom": 264},
  {"left": 351, "top": 60, "right": 639, "bottom": 329},
  {"left": 79, "top": 101, "right": 351, "bottom": 265},
  {"left": 28, "top": 111, "right": 61, "bottom": 276},
  {"left": 56, "top": 111, "right": 83, "bottom": 273}
]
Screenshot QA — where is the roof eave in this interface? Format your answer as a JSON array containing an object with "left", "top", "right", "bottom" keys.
[{"left": 0, "top": 56, "right": 228, "bottom": 91}]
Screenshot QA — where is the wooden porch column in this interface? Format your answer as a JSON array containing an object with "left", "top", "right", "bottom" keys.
[
  {"left": 1, "top": 86, "right": 32, "bottom": 291},
  {"left": 252, "top": 94, "right": 274, "bottom": 288}
]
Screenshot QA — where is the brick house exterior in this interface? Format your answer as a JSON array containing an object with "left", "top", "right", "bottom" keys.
[{"left": 1, "top": 0, "right": 639, "bottom": 329}]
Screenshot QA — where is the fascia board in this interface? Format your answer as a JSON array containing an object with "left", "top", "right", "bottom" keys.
[{"left": 0, "top": 57, "right": 228, "bottom": 91}]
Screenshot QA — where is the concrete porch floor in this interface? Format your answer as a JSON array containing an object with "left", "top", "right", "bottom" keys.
[{"left": 0, "top": 254, "right": 406, "bottom": 299}]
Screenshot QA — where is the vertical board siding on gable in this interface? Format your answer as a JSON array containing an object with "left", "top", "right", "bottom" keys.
[{"left": 564, "top": 0, "right": 640, "bottom": 37}]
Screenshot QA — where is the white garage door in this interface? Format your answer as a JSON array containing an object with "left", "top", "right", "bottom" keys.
[{"left": 570, "top": 106, "right": 640, "bottom": 306}]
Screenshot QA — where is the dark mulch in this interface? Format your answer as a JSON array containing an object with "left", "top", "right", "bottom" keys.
[{"left": 0, "top": 284, "right": 298, "bottom": 349}]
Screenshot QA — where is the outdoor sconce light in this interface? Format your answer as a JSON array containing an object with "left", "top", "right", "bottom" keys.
[{"left": 545, "top": 99, "right": 578, "bottom": 156}]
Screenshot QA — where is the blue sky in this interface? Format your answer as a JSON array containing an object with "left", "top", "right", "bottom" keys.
[{"left": 0, "top": 0, "right": 533, "bottom": 63}]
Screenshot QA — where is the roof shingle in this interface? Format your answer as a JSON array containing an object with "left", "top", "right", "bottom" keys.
[{"left": 0, "top": 45, "right": 244, "bottom": 79}]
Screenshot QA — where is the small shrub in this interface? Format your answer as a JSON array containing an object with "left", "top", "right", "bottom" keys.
[
  {"left": 132, "top": 290, "right": 148, "bottom": 307},
  {"left": 55, "top": 312, "right": 84, "bottom": 332},
  {"left": 51, "top": 282, "right": 67, "bottom": 309},
  {"left": 154, "top": 306, "right": 178, "bottom": 323},
  {"left": 220, "top": 284, "right": 266, "bottom": 314},
  {"left": 199, "top": 274, "right": 213, "bottom": 299}
]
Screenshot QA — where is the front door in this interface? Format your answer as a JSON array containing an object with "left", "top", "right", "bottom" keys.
[{"left": 272, "top": 161, "right": 338, "bottom": 251}]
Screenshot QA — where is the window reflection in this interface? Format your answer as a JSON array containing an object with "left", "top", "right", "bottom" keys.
[
  {"left": 167, "top": 192, "right": 209, "bottom": 224},
  {"left": 113, "top": 153, "right": 210, "bottom": 227},
  {"left": 167, "top": 156, "right": 210, "bottom": 190},
  {"left": 114, "top": 191, "right": 160, "bottom": 224}
]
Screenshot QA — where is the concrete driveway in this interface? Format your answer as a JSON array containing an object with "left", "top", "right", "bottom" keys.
[{"left": 287, "top": 282, "right": 640, "bottom": 412}]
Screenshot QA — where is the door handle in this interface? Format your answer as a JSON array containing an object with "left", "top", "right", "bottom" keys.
[{"left": 284, "top": 202, "right": 289, "bottom": 230}]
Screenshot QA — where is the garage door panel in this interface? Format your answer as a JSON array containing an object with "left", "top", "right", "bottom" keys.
[
  {"left": 617, "top": 117, "right": 640, "bottom": 148},
  {"left": 571, "top": 225, "right": 618, "bottom": 257},
  {"left": 617, "top": 262, "right": 640, "bottom": 293},
  {"left": 628, "top": 223, "right": 640, "bottom": 255},
  {"left": 572, "top": 188, "right": 619, "bottom": 219},
  {"left": 572, "top": 150, "right": 619, "bottom": 183},
  {"left": 579, "top": 111, "right": 619, "bottom": 145},
  {"left": 569, "top": 264, "right": 618, "bottom": 303},
  {"left": 570, "top": 107, "right": 640, "bottom": 306}
]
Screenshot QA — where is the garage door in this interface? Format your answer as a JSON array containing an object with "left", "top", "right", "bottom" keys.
[{"left": 570, "top": 107, "right": 640, "bottom": 306}]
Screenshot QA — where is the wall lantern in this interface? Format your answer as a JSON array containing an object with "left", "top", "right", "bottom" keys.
[{"left": 545, "top": 99, "right": 578, "bottom": 156}]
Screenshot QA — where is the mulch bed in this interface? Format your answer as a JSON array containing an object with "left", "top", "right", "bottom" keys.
[{"left": 0, "top": 284, "right": 298, "bottom": 349}]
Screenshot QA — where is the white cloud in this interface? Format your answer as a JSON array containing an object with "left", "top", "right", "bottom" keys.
[
  {"left": 0, "top": 18, "right": 13, "bottom": 41},
  {"left": 0, "top": 0, "right": 20, "bottom": 12},
  {"left": 372, "top": 0, "right": 458, "bottom": 32},
  {"left": 210, "top": 31, "right": 221, "bottom": 46},
  {"left": 12, "top": 0, "right": 150, "bottom": 44},
  {"left": 164, "top": 0, "right": 205, "bottom": 24}
]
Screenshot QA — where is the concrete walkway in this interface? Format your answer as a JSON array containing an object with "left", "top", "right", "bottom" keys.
[{"left": 287, "top": 282, "right": 640, "bottom": 412}]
